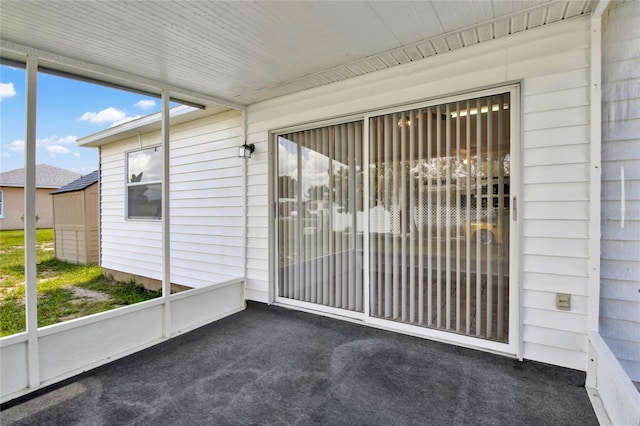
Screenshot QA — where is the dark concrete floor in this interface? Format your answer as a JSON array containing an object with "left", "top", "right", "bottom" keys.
[{"left": 1, "top": 302, "right": 598, "bottom": 425}]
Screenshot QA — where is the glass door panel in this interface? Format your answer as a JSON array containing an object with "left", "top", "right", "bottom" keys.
[
  {"left": 368, "top": 94, "right": 511, "bottom": 342},
  {"left": 277, "top": 122, "right": 364, "bottom": 312}
]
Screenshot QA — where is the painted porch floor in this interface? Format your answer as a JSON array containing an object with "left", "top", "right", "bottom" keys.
[{"left": 1, "top": 302, "right": 597, "bottom": 425}]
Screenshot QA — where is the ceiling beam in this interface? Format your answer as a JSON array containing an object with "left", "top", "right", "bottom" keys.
[{"left": 0, "top": 39, "right": 246, "bottom": 111}]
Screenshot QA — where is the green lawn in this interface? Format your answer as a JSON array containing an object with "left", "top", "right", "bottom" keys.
[{"left": 0, "top": 229, "right": 161, "bottom": 337}]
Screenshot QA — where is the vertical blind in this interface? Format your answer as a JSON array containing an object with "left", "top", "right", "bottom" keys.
[
  {"left": 276, "top": 92, "right": 511, "bottom": 344},
  {"left": 369, "top": 93, "right": 511, "bottom": 342},
  {"left": 277, "top": 122, "right": 364, "bottom": 312}
]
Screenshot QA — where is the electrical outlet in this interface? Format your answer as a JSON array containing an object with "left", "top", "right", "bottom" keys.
[{"left": 557, "top": 293, "right": 571, "bottom": 311}]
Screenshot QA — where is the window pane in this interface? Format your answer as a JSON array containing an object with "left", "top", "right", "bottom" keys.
[
  {"left": 277, "top": 122, "right": 364, "bottom": 311},
  {"left": 127, "top": 147, "right": 162, "bottom": 183},
  {"left": 127, "top": 146, "right": 162, "bottom": 219},
  {"left": 128, "top": 182, "right": 161, "bottom": 219}
]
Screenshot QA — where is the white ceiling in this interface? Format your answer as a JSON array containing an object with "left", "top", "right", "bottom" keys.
[{"left": 0, "top": 1, "right": 596, "bottom": 107}]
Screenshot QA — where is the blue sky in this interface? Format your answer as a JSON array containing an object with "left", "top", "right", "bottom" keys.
[{"left": 0, "top": 64, "right": 162, "bottom": 175}]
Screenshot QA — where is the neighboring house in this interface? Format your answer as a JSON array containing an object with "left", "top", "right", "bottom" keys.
[
  {"left": 0, "top": 164, "right": 81, "bottom": 230},
  {"left": 50, "top": 170, "right": 99, "bottom": 265},
  {"left": 1, "top": 1, "right": 638, "bottom": 423}
]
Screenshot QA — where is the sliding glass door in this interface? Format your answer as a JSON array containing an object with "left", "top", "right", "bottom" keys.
[
  {"left": 368, "top": 93, "right": 511, "bottom": 343},
  {"left": 277, "top": 122, "right": 364, "bottom": 312},
  {"left": 274, "top": 89, "right": 515, "bottom": 346}
]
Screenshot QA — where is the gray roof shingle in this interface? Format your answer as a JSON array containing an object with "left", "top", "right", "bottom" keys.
[
  {"left": 50, "top": 170, "right": 99, "bottom": 194},
  {"left": 0, "top": 164, "right": 82, "bottom": 189}
]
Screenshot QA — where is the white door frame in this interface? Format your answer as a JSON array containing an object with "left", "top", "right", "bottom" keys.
[{"left": 270, "top": 84, "right": 522, "bottom": 359}]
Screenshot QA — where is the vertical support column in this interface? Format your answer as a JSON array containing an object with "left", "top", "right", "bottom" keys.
[
  {"left": 241, "top": 110, "right": 248, "bottom": 299},
  {"left": 161, "top": 89, "right": 171, "bottom": 338},
  {"left": 24, "top": 54, "right": 39, "bottom": 389},
  {"left": 587, "top": 0, "right": 608, "bottom": 387}
]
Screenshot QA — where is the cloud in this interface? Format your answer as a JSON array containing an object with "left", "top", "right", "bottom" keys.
[
  {"left": 79, "top": 107, "right": 140, "bottom": 127},
  {"left": 38, "top": 135, "right": 77, "bottom": 146},
  {"left": 134, "top": 99, "right": 156, "bottom": 110},
  {"left": 45, "top": 145, "right": 70, "bottom": 156},
  {"left": 79, "top": 107, "right": 127, "bottom": 125},
  {"left": 8, "top": 140, "right": 24, "bottom": 152},
  {"left": 73, "top": 152, "right": 80, "bottom": 157},
  {"left": 5, "top": 136, "right": 78, "bottom": 158},
  {"left": 0, "top": 82, "right": 16, "bottom": 101},
  {"left": 38, "top": 135, "right": 76, "bottom": 158}
]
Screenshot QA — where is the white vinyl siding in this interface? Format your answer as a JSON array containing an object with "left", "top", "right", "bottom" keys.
[
  {"left": 246, "top": 17, "right": 593, "bottom": 370},
  {"left": 100, "top": 110, "right": 243, "bottom": 288},
  {"left": 600, "top": 0, "right": 640, "bottom": 383}
]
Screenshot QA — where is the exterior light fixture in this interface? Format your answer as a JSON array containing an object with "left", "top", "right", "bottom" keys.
[{"left": 238, "top": 143, "right": 255, "bottom": 159}]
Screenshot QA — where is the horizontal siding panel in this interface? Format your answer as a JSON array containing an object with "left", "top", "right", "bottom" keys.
[
  {"left": 524, "top": 105, "right": 590, "bottom": 130},
  {"left": 602, "top": 58, "right": 640, "bottom": 84},
  {"left": 601, "top": 179, "right": 640, "bottom": 202},
  {"left": 523, "top": 68, "right": 589, "bottom": 96},
  {"left": 171, "top": 254, "right": 242, "bottom": 271},
  {"left": 507, "top": 48, "right": 589, "bottom": 81},
  {"left": 523, "top": 87, "right": 589, "bottom": 113},
  {"left": 600, "top": 299, "right": 640, "bottom": 323},
  {"left": 171, "top": 240, "right": 242, "bottom": 255},
  {"left": 170, "top": 167, "right": 242, "bottom": 181},
  {"left": 170, "top": 177, "right": 242, "bottom": 191},
  {"left": 101, "top": 261, "right": 161, "bottom": 280},
  {"left": 602, "top": 37, "right": 640, "bottom": 63},
  {"left": 523, "top": 341, "right": 585, "bottom": 371},
  {"left": 600, "top": 318, "right": 640, "bottom": 343},
  {"left": 522, "top": 125, "right": 588, "bottom": 149},
  {"left": 523, "top": 272, "right": 588, "bottom": 296},
  {"left": 603, "top": 99, "right": 640, "bottom": 123},
  {"left": 602, "top": 336, "right": 640, "bottom": 362},
  {"left": 602, "top": 78, "right": 640, "bottom": 102},
  {"left": 523, "top": 290, "right": 588, "bottom": 315},
  {"left": 246, "top": 247, "right": 268, "bottom": 260},
  {"left": 522, "top": 143, "right": 589, "bottom": 166},
  {"left": 523, "top": 307, "right": 587, "bottom": 334},
  {"left": 601, "top": 220, "right": 640, "bottom": 241},
  {"left": 603, "top": 118, "right": 640, "bottom": 141},
  {"left": 523, "top": 326, "right": 587, "bottom": 353},
  {"left": 601, "top": 240, "right": 640, "bottom": 262},
  {"left": 600, "top": 279, "right": 640, "bottom": 301},
  {"left": 523, "top": 254, "right": 588, "bottom": 277},
  {"left": 247, "top": 236, "right": 268, "bottom": 250},
  {"left": 602, "top": 161, "right": 640, "bottom": 182},
  {"left": 601, "top": 259, "right": 640, "bottom": 281},
  {"left": 601, "top": 139, "right": 640, "bottom": 160},
  {"left": 618, "top": 359, "right": 640, "bottom": 383},
  {"left": 522, "top": 182, "right": 589, "bottom": 202},
  {"left": 522, "top": 237, "right": 588, "bottom": 258},
  {"left": 171, "top": 187, "right": 242, "bottom": 200},
  {"left": 522, "top": 219, "right": 588, "bottom": 239},
  {"left": 522, "top": 163, "right": 590, "bottom": 184},
  {"left": 507, "top": 28, "right": 589, "bottom": 64},
  {"left": 522, "top": 201, "right": 589, "bottom": 220}
]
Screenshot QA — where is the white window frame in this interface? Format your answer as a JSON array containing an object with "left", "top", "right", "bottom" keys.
[{"left": 125, "top": 146, "right": 162, "bottom": 221}]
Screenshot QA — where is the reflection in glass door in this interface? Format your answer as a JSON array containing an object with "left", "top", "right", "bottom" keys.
[
  {"left": 368, "top": 94, "right": 511, "bottom": 343},
  {"left": 277, "top": 122, "right": 364, "bottom": 312}
]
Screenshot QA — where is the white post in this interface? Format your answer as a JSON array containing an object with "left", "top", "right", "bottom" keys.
[
  {"left": 161, "top": 89, "right": 171, "bottom": 337},
  {"left": 241, "top": 110, "right": 248, "bottom": 296},
  {"left": 587, "top": 0, "right": 610, "bottom": 387},
  {"left": 24, "top": 54, "right": 39, "bottom": 388}
]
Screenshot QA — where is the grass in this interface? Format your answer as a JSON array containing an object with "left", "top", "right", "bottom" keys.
[{"left": 0, "top": 229, "right": 161, "bottom": 337}]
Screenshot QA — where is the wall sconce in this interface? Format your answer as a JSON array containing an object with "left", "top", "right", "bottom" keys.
[{"left": 238, "top": 143, "right": 255, "bottom": 159}]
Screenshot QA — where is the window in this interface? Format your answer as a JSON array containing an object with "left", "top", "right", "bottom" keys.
[
  {"left": 0, "top": 190, "right": 3, "bottom": 217},
  {"left": 126, "top": 146, "right": 162, "bottom": 219}
]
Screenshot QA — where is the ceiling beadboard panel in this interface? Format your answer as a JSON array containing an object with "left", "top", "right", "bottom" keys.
[{"left": 0, "top": 0, "right": 596, "bottom": 107}]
